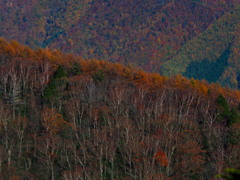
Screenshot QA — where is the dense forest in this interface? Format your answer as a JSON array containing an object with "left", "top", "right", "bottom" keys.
[
  {"left": 0, "top": 38, "right": 240, "bottom": 179},
  {"left": 1, "top": 0, "right": 240, "bottom": 88}
]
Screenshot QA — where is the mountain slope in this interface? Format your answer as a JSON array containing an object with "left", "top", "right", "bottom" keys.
[
  {"left": 0, "top": 38, "right": 240, "bottom": 179},
  {"left": 49, "top": 0, "right": 234, "bottom": 66},
  {"left": 1, "top": 0, "right": 240, "bottom": 88},
  {"left": 160, "top": 7, "right": 240, "bottom": 88},
  {"left": 0, "top": 0, "right": 235, "bottom": 62}
]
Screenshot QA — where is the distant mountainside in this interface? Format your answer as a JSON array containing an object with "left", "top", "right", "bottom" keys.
[
  {"left": 1, "top": 0, "right": 240, "bottom": 87},
  {"left": 161, "top": 7, "right": 240, "bottom": 88}
]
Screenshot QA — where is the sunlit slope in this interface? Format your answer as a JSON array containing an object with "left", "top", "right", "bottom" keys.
[{"left": 160, "top": 8, "right": 240, "bottom": 87}]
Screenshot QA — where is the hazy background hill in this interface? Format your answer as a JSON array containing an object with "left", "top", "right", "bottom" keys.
[{"left": 1, "top": 0, "right": 240, "bottom": 87}]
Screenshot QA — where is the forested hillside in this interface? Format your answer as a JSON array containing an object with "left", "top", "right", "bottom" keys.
[
  {"left": 0, "top": 38, "right": 240, "bottom": 179},
  {"left": 161, "top": 7, "right": 240, "bottom": 88},
  {"left": 1, "top": 0, "right": 240, "bottom": 87}
]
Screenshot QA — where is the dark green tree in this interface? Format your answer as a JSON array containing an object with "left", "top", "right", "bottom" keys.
[
  {"left": 53, "top": 65, "right": 67, "bottom": 79},
  {"left": 92, "top": 69, "right": 105, "bottom": 82},
  {"left": 217, "top": 94, "right": 229, "bottom": 111},
  {"left": 43, "top": 66, "right": 67, "bottom": 106},
  {"left": 71, "top": 62, "right": 82, "bottom": 76},
  {"left": 216, "top": 94, "right": 240, "bottom": 126}
]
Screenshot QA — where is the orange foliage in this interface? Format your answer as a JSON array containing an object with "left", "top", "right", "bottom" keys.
[
  {"left": 1, "top": 37, "right": 240, "bottom": 105},
  {"left": 197, "top": 82, "right": 208, "bottom": 96},
  {"left": 133, "top": 70, "right": 150, "bottom": 85},
  {"left": 41, "top": 107, "right": 72, "bottom": 134},
  {"left": 149, "top": 73, "right": 166, "bottom": 88}
]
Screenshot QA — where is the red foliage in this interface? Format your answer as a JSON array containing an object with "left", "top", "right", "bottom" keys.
[{"left": 154, "top": 150, "right": 168, "bottom": 167}]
